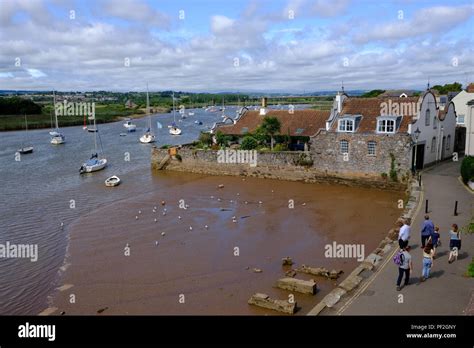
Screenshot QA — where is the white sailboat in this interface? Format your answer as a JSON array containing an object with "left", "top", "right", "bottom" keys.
[
  {"left": 18, "top": 114, "right": 33, "bottom": 154},
  {"left": 79, "top": 112, "right": 107, "bottom": 174},
  {"left": 188, "top": 97, "right": 195, "bottom": 116},
  {"left": 123, "top": 119, "right": 136, "bottom": 132},
  {"left": 50, "top": 91, "right": 65, "bottom": 144},
  {"left": 168, "top": 92, "right": 182, "bottom": 135},
  {"left": 139, "top": 85, "right": 155, "bottom": 144}
]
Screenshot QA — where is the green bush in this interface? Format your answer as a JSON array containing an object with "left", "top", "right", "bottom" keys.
[
  {"left": 161, "top": 144, "right": 170, "bottom": 149},
  {"left": 467, "top": 258, "right": 474, "bottom": 278},
  {"left": 389, "top": 153, "right": 398, "bottom": 182},
  {"left": 198, "top": 132, "right": 213, "bottom": 147},
  {"left": 273, "top": 143, "right": 288, "bottom": 152},
  {"left": 381, "top": 172, "right": 388, "bottom": 180},
  {"left": 460, "top": 156, "right": 474, "bottom": 184},
  {"left": 175, "top": 154, "right": 182, "bottom": 162},
  {"left": 240, "top": 136, "right": 258, "bottom": 150}
]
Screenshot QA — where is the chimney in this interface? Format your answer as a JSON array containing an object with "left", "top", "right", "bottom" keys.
[
  {"left": 260, "top": 97, "right": 267, "bottom": 115},
  {"left": 335, "top": 92, "right": 342, "bottom": 113}
]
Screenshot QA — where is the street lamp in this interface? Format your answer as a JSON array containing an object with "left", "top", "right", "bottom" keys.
[{"left": 413, "top": 127, "right": 421, "bottom": 173}]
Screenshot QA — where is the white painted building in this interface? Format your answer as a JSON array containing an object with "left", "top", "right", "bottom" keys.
[
  {"left": 465, "top": 100, "right": 474, "bottom": 156},
  {"left": 451, "top": 84, "right": 474, "bottom": 155},
  {"left": 409, "top": 90, "right": 457, "bottom": 169}
]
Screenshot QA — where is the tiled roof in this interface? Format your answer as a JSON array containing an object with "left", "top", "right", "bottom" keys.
[
  {"left": 331, "top": 97, "right": 419, "bottom": 133},
  {"left": 216, "top": 109, "right": 330, "bottom": 137},
  {"left": 467, "top": 83, "right": 474, "bottom": 93}
]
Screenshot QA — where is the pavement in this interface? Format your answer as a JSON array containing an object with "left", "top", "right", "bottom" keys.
[{"left": 338, "top": 159, "right": 474, "bottom": 315}]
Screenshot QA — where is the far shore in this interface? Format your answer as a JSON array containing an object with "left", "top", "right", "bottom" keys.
[{"left": 0, "top": 106, "right": 171, "bottom": 132}]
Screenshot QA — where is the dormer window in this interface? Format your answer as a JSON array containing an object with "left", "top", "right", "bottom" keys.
[
  {"left": 338, "top": 119, "right": 354, "bottom": 132},
  {"left": 338, "top": 115, "right": 361, "bottom": 133},
  {"left": 377, "top": 118, "right": 394, "bottom": 133}
]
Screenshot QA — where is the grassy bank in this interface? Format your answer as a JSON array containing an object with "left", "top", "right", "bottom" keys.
[{"left": 0, "top": 104, "right": 170, "bottom": 131}]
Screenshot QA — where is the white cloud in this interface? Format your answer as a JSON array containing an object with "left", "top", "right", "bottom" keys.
[
  {"left": 27, "top": 69, "right": 47, "bottom": 78},
  {"left": 354, "top": 5, "right": 474, "bottom": 43}
]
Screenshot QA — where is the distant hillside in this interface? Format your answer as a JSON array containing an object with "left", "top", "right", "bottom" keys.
[{"left": 0, "top": 97, "right": 42, "bottom": 115}]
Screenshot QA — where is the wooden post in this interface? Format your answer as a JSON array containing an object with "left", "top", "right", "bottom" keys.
[
  {"left": 425, "top": 199, "right": 429, "bottom": 214},
  {"left": 454, "top": 201, "right": 458, "bottom": 216}
]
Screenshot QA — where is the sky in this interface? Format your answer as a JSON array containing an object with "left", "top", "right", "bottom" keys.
[{"left": 0, "top": 0, "right": 473, "bottom": 92}]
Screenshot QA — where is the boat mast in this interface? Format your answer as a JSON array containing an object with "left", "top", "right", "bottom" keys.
[
  {"left": 172, "top": 92, "right": 176, "bottom": 123},
  {"left": 53, "top": 91, "right": 59, "bottom": 130},
  {"left": 146, "top": 84, "right": 151, "bottom": 130},
  {"left": 93, "top": 111, "right": 97, "bottom": 154}
]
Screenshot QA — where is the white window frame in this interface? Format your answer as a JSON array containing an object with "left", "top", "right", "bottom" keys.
[
  {"left": 377, "top": 118, "right": 396, "bottom": 134},
  {"left": 457, "top": 114, "right": 465, "bottom": 125},
  {"left": 367, "top": 141, "right": 376, "bottom": 156},
  {"left": 431, "top": 137, "right": 436, "bottom": 153},
  {"left": 338, "top": 119, "right": 355, "bottom": 133},
  {"left": 340, "top": 140, "right": 349, "bottom": 154}
]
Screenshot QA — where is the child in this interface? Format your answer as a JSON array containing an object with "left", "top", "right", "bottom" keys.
[
  {"left": 448, "top": 224, "right": 461, "bottom": 264},
  {"left": 421, "top": 243, "right": 434, "bottom": 281}
]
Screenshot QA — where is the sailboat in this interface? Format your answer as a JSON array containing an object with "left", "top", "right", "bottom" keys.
[
  {"left": 79, "top": 112, "right": 107, "bottom": 174},
  {"left": 17, "top": 114, "right": 33, "bottom": 154},
  {"left": 188, "top": 97, "right": 195, "bottom": 116},
  {"left": 50, "top": 91, "right": 65, "bottom": 145},
  {"left": 168, "top": 92, "right": 182, "bottom": 135},
  {"left": 139, "top": 85, "right": 155, "bottom": 144}
]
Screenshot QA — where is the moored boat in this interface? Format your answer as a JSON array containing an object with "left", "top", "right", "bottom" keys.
[{"left": 105, "top": 175, "right": 121, "bottom": 187}]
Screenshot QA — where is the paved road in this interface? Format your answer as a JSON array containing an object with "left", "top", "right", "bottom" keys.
[{"left": 340, "top": 160, "right": 474, "bottom": 315}]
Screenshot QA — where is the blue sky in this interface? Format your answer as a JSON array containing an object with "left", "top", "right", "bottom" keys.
[{"left": 0, "top": 0, "right": 473, "bottom": 92}]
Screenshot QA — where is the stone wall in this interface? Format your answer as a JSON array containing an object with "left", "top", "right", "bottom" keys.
[
  {"left": 151, "top": 147, "right": 407, "bottom": 191},
  {"left": 310, "top": 130, "right": 412, "bottom": 179}
]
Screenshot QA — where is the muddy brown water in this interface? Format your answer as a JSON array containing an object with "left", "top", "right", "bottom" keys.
[{"left": 50, "top": 172, "right": 400, "bottom": 315}]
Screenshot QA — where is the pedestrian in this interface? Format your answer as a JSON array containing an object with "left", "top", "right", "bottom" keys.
[
  {"left": 396, "top": 245, "right": 412, "bottom": 291},
  {"left": 448, "top": 224, "right": 461, "bottom": 264},
  {"left": 429, "top": 226, "right": 441, "bottom": 258},
  {"left": 421, "top": 243, "right": 434, "bottom": 281},
  {"left": 398, "top": 218, "right": 411, "bottom": 249},
  {"left": 420, "top": 215, "right": 434, "bottom": 248}
]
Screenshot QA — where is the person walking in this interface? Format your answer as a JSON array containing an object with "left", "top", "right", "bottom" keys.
[
  {"left": 448, "top": 223, "right": 461, "bottom": 264},
  {"left": 420, "top": 215, "right": 434, "bottom": 248},
  {"left": 396, "top": 245, "right": 412, "bottom": 291},
  {"left": 398, "top": 218, "right": 411, "bottom": 249},
  {"left": 421, "top": 244, "right": 434, "bottom": 282},
  {"left": 429, "top": 226, "right": 441, "bottom": 258}
]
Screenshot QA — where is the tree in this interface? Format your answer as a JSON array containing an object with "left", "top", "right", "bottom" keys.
[
  {"left": 260, "top": 116, "right": 281, "bottom": 150},
  {"left": 361, "top": 89, "right": 385, "bottom": 98},
  {"left": 198, "top": 132, "right": 212, "bottom": 146},
  {"left": 241, "top": 135, "right": 258, "bottom": 150},
  {"left": 431, "top": 82, "right": 462, "bottom": 95},
  {"left": 215, "top": 130, "right": 230, "bottom": 147}
]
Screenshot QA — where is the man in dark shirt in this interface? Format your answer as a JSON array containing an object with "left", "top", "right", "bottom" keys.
[{"left": 420, "top": 214, "right": 434, "bottom": 248}]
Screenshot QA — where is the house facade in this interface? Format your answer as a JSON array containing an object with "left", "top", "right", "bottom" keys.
[{"left": 451, "top": 83, "right": 474, "bottom": 154}]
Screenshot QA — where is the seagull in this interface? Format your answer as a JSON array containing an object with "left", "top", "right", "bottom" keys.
[
  {"left": 211, "top": 196, "right": 214, "bottom": 199},
  {"left": 161, "top": 232, "right": 166, "bottom": 236},
  {"left": 217, "top": 198, "right": 222, "bottom": 202},
  {"left": 189, "top": 226, "right": 193, "bottom": 231},
  {"left": 161, "top": 201, "right": 166, "bottom": 206},
  {"left": 155, "top": 241, "right": 159, "bottom": 246},
  {"left": 302, "top": 203, "right": 306, "bottom": 206},
  {"left": 244, "top": 201, "right": 248, "bottom": 204},
  {"left": 135, "top": 216, "right": 139, "bottom": 220},
  {"left": 258, "top": 201, "right": 263, "bottom": 204},
  {"left": 232, "top": 216, "right": 237, "bottom": 223},
  {"left": 154, "top": 218, "right": 157, "bottom": 222},
  {"left": 138, "top": 210, "right": 141, "bottom": 214},
  {"left": 154, "top": 206, "right": 157, "bottom": 210},
  {"left": 237, "top": 193, "right": 240, "bottom": 196},
  {"left": 60, "top": 222, "right": 64, "bottom": 227},
  {"left": 162, "top": 212, "right": 166, "bottom": 216},
  {"left": 178, "top": 216, "right": 182, "bottom": 219},
  {"left": 205, "top": 225, "right": 209, "bottom": 229}
]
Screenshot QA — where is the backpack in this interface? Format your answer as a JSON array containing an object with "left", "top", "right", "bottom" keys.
[{"left": 393, "top": 251, "right": 405, "bottom": 266}]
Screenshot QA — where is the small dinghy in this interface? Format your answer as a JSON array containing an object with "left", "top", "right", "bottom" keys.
[
  {"left": 194, "top": 120, "right": 202, "bottom": 125},
  {"left": 18, "top": 146, "right": 34, "bottom": 154},
  {"left": 105, "top": 175, "right": 121, "bottom": 187},
  {"left": 119, "top": 133, "right": 127, "bottom": 137}
]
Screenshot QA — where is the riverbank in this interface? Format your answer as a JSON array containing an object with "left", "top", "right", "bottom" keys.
[{"left": 46, "top": 172, "right": 401, "bottom": 315}]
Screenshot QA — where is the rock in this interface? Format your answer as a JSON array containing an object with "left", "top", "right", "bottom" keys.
[
  {"left": 338, "top": 275, "right": 363, "bottom": 292},
  {"left": 248, "top": 293, "right": 296, "bottom": 314},
  {"left": 97, "top": 307, "right": 108, "bottom": 314},
  {"left": 276, "top": 277, "right": 317, "bottom": 295},
  {"left": 298, "top": 265, "right": 343, "bottom": 280},
  {"left": 282, "top": 257, "right": 293, "bottom": 266},
  {"left": 328, "top": 269, "right": 344, "bottom": 279},
  {"left": 285, "top": 269, "right": 297, "bottom": 277}
]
